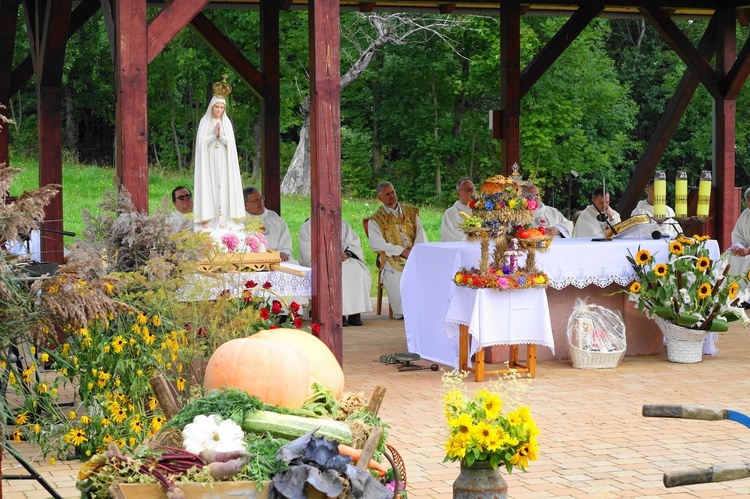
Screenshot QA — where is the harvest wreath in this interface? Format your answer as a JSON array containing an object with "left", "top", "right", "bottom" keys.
[{"left": 453, "top": 266, "right": 549, "bottom": 290}]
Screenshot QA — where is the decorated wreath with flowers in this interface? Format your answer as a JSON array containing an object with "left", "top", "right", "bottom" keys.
[
  {"left": 453, "top": 265, "right": 548, "bottom": 291},
  {"left": 626, "top": 235, "right": 749, "bottom": 332}
]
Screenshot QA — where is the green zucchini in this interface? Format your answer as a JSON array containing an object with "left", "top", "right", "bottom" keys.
[{"left": 242, "top": 410, "right": 353, "bottom": 444}]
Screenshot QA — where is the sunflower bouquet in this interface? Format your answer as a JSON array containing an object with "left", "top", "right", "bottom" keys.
[
  {"left": 626, "top": 235, "right": 749, "bottom": 332},
  {"left": 442, "top": 371, "right": 539, "bottom": 473}
]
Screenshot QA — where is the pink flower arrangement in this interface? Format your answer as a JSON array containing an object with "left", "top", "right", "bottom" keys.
[
  {"left": 221, "top": 232, "right": 240, "bottom": 252},
  {"left": 245, "top": 233, "right": 268, "bottom": 253}
]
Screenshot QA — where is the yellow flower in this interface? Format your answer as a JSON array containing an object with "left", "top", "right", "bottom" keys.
[
  {"left": 111, "top": 407, "right": 128, "bottom": 424},
  {"left": 482, "top": 393, "right": 503, "bottom": 420},
  {"left": 152, "top": 315, "right": 162, "bottom": 327},
  {"left": 12, "top": 429, "right": 22, "bottom": 442},
  {"left": 22, "top": 368, "right": 32, "bottom": 383},
  {"left": 41, "top": 353, "right": 49, "bottom": 362},
  {"left": 653, "top": 263, "right": 668, "bottom": 277},
  {"left": 69, "top": 411, "right": 77, "bottom": 420},
  {"left": 696, "top": 257, "right": 711, "bottom": 272},
  {"left": 176, "top": 376, "right": 186, "bottom": 391},
  {"left": 36, "top": 382, "right": 48, "bottom": 394},
  {"left": 509, "top": 199, "right": 517, "bottom": 209},
  {"left": 101, "top": 418, "right": 111, "bottom": 427},
  {"left": 444, "top": 434, "right": 468, "bottom": 460},
  {"left": 150, "top": 415, "right": 165, "bottom": 432},
  {"left": 635, "top": 249, "right": 651, "bottom": 265},
  {"left": 112, "top": 336, "right": 126, "bottom": 353},
  {"left": 698, "top": 282, "right": 712, "bottom": 298},
  {"left": 33, "top": 424, "right": 41, "bottom": 434},
  {"left": 131, "top": 324, "right": 141, "bottom": 335},
  {"left": 629, "top": 281, "right": 641, "bottom": 293},
  {"left": 103, "top": 282, "right": 115, "bottom": 294},
  {"left": 16, "top": 411, "right": 29, "bottom": 425},
  {"left": 79, "top": 328, "right": 89, "bottom": 337},
  {"left": 49, "top": 458, "right": 56, "bottom": 465},
  {"left": 103, "top": 346, "right": 110, "bottom": 354},
  {"left": 729, "top": 282, "right": 739, "bottom": 300},
  {"left": 136, "top": 313, "right": 148, "bottom": 325},
  {"left": 129, "top": 437, "right": 137, "bottom": 447},
  {"left": 82, "top": 337, "right": 93, "bottom": 348},
  {"left": 669, "top": 241, "right": 684, "bottom": 255},
  {"left": 130, "top": 419, "right": 144, "bottom": 433},
  {"left": 454, "top": 273, "right": 462, "bottom": 284},
  {"left": 102, "top": 434, "right": 113, "bottom": 444},
  {"left": 7, "top": 372, "right": 15, "bottom": 385},
  {"left": 67, "top": 428, "right": 88, "bottom": 446},
  {"left": 80, "top": 415, "right": 92, "bottom": 425},
  {"left": 510, "top": 442, "right": 538, "bottom": 470},
  {"left": 471, "top": 421, "right": 498, "bottom": 450}
]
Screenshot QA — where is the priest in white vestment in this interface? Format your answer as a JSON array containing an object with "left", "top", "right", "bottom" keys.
[
  {"left": 242, "top": 186, "right": 297, "bottom": 264},
  {"left": 727, "top": 188, "right": 750, "bottom": 283},
  {"left": 298, "top": 219, "right": 372, "bottom": 326},
  {"left": 192, "top": 85, "right": 246, "bottom": 231},
  {"left": 440, "top": 178, "right": 474, "bottom": 242},
  {"left": 630, "top": 179, "right": 680, "bottom": 238},
  {"left": 522, "top": 184, "right": 573, "bottom": 238},
  {"left": 574, "top": 186, "right": 621, "bottom": 238}
]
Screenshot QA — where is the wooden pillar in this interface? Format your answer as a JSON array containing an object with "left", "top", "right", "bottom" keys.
[
  {"left": 309, "top": 0, "right": 343, "bottom": 364},
  {"left": 713, "top": 7, "right": 737, "bottom": 249},
  {"left": 500, "top": 0, "right": 521, "bottom": 175},
  {"left": 260, "top": 0, "right": 281, "bottom": 214},
  {"left": 27, "top": 0, "right": 72, "bottom": 264},
  {"left": 0, "top": 0, "right": 19, "bottom": 169},
  {"left": 114, "top": 0, "right": 148, "bottom": 213}
]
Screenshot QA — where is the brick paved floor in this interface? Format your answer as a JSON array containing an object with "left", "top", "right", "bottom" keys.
[{"left": 4, "top": 302, "right": 750, "bottom": 498}]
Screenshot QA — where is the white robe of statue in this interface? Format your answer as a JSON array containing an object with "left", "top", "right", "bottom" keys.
[
  {"left": 574, "top": 204, "right": 621, "bottom": 238},
  {"left": 298, "top": 219, "right": 373, "bottom": 316},
  {"left": 440, "top": 201, "right": 471, "bottom": 242},
  {"left": 193, "top": 96, "right": 246, "bottom": 231},
  {"left": 727, "top": 209, "right": 750, "bottom": 278},
  {"left": 244, "top": 208, "right": 298, "bottom": 264},
  {"left": 534, "top": 203, "right": 574, "bottom": 238},
  {"left": 631, "top": 200, "right": 680, "bottom": 238}
]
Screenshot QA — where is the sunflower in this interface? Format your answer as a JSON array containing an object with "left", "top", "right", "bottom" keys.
[
  {"left": 629, "top": 281, "right": 641, "bottom": 293},
  {"left": 696, "top": 257, "right": 711, "bottom": 272},
  {"left": 669, "top": 241, "right": 684, "bottom": 255},
  {"left": 698, "top": 282, "right": 712, "bottom": 299},
  {"left": 729, "top": 282, "right": 739, "bottom": 300},
  {"left": 635, "top": 249, "right": 651, "bottom": 265},
  {"left": 653, "top": 264, "right": 668, "bottom": 277}
]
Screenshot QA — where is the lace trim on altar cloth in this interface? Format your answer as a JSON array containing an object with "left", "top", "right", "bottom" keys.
[
  {"left": 178, "top": 268, "right": 312, "bottom": 302},
  {"left": 545, "top": 265, "right": 637, "bottom": 290}
]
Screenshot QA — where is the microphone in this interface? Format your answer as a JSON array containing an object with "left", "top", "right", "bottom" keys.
[
  {"left": 651, "top": 230, "right": 663, "bottom": 240},
  {"left": 593, "top": 204, "right": 618, "bottom": 236}
]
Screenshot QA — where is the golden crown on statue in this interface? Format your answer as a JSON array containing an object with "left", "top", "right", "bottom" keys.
[{"left": 213, "top": 74, "right": 232, "bottom": 99}]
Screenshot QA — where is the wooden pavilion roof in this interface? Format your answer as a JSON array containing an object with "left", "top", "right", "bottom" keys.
[{"left": 196, "top": 0, "right": 725, "bottom": 19}]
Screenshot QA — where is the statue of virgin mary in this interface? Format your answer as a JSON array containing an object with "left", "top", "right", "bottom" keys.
[{"left": 193, "top": 75, "right": 246, "bottom": 231}]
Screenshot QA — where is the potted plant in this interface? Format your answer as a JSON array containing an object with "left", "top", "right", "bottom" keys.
[
  {"left": 442, "top": 371, "right": 539, "bottom": 498},
  {"left": 625, "top": 235, "right": 749, "bottom": 363}
]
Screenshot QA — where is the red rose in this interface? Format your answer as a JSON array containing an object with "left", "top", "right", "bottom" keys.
[
  {"left": 262, "top": 281, "right": 272, "bottom": 289},
  {"left": 289, "top": 301, "right": 301, "bottom": 312},
  {"left": 245, "top": 280, "right": 258, "bottom": 289},
  {"left": 293, "top": 317, "right": 303, "bottom": 329},
  {"left": 260, "top": 308, "right": 270, "bottom": 320},
  {"left": 311, "top": 323, "right": 321, "bottom": 336},
  {"left": 271, "top": 300, "right": 283, "bottom": 315}
]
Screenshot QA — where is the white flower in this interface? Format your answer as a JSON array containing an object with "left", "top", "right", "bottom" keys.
[
  {"left": 679, "top": 288, "right": 692, "bottom": 306},
  {"left": 182, "top": 414, "right": 246, "bottom": 454}
]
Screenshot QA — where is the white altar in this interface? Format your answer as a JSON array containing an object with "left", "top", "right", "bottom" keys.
[
  {"left": 401, "top": 238, "right": 720, "bottom": 368},
  {"left": 180, "top": 263, "right": 312, "bottom": 301}
]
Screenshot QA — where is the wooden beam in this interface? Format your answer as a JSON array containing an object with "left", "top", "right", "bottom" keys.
[
  {"left": 738, "top": 8, "right": 750, "bottom": 27},
  {"left": 520, "top": 4, "right": 603, "bottom": 97},
  {"left": 100, "top": 0, "right": 116, "bottom": 62},
  {"left": 439, "top": 3, "right": 456, "bottom": 14},
  {"left": 280, "top": 0, "right": 293, "bottom": 11},
  {"left": 713, "top": 7, "right": 737, "bottom": 249},
  {"left": 189, "top": 12, "right": 264, "bottom": 99},
  {"left": 147, "top": 0, "right": 210, "bottom": 64},
  {"left": 617, "top": 16, "right": 716, "bottom": 217},
  {"left": 724, "top": 29, "right": 750, "bottom": 100},
  {"left": 115, "top": 0, "right": 149, "bottom": 213},
  {"left": 260, "top": 0, "right": 281, "bottom": 214},
  {"left": 33, "top": 0, "right": 73, "bottom": 264},
  {"left": 0, "top": 0, "right": 19, "bottom": 169},
  {"left": 358, "top": 2, "right": 375, "bottom": 12},
  {"left": 309, "top": 0, "right": 343, "bottom": 365},
  {"left": 11, "top": 0, "right": 100, "bottom": 96},
  {"left": 500, "top": 0, "right": 521, "bottom": 175},
  {"left": 640, "top": 5, "right": 723, "bottom": 100}
]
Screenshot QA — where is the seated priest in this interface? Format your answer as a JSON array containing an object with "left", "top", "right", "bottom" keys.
[
  {"left": 630, "top": 178, "right": 680, "bottom": 238},
  {"left": 574, "top": 186, "right": 621, "bottom": 238},
  {"left": 367, "top": 181, "right": 428, "bottom": 320},
  {"left": 440, "top": 178, "right": 474, "bottom": 242},
  {"left": 243, "top": 186, "right": 297, "bottom": 263},
  {"left": 522, "top": 183, "right": 573, "bottom": 238},
  {"left": 298, "top": 218, "right": 372, "bottom": 326}
]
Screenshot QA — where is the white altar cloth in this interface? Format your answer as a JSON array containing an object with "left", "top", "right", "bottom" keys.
[
  {"left": 180, "top": 263, "right": 312, "bottom": 301},
  {"left": 401, "top": 238, "right": 719, "bottom": 367},
  {"left": 444, "top": 287, "right": 555, "bottom": 359}
]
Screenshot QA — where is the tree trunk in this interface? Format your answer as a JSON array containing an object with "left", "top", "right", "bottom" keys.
[{"left": 281, "top": 114, "right": 311, "bottom": 195}]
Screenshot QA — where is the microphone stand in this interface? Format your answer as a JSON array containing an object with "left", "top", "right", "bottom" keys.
[{"left": 593, "top": 205, "right": 618, "bottom": 241}]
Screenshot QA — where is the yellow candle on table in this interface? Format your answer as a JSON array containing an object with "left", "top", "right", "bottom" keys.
[
  {"left": 675, "top": 170, "right": 688, "bottom": 217},
  {"left": 653, "top": 171, "right": 666, "bottom": 217},
  {"left": 697, "top": 170, "right": 711, "bottom": 217}
]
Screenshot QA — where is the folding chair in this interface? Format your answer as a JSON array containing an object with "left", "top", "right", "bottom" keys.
[{"left": 363, "top": 218, "right": 393, "bottom": 319}]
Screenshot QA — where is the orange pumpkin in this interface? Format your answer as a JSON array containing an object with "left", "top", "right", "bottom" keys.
[
  {"left": 255, "top": 328, "right": 345, "bottom": 398},
  {"left": 204, "top": 337, "right": 310, "bottom": 409}
]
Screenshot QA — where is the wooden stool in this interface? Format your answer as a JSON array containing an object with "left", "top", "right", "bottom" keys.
[{"left": 458, "top": 324, "right": 536, "bottom": 382}]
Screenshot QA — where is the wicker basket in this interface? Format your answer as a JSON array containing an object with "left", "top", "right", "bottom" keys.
[
  {"left": 384, "top": 444, "right": 407, "bottom": 498},
  {"left": 653, "top": 317, "right": 709, "bottom": 364},
  {"left": 568, "top": 342, "right": 625, "bottom": 369}
]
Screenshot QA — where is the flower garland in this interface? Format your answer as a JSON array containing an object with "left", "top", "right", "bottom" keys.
[{"left": 453, "top": 266, "right": 549, "bottom": 290}]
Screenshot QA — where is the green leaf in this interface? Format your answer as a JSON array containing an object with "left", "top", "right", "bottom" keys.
[
  {"left": 675, "top": 313, "right": 701, "bottom": 327},
  {"left": 706, "top": 318, "right": 729, "bottom": 332},
  {"left": 652, "top": 307, "right": 675, "bottom": 320}
]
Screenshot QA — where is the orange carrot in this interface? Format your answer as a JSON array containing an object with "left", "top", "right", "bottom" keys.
[{"left": 338, "top": 444, "right": 388, "bottom": 477}]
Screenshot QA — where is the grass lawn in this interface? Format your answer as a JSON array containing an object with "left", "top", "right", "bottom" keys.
[{"left": 7, "top": 156, "right": 447, "bottom": 295}]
